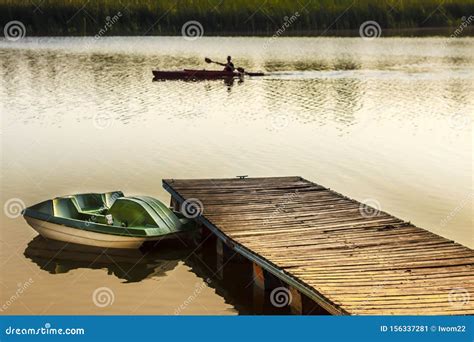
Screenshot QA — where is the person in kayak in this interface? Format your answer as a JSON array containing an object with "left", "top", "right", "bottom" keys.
[{"left": 223, "top": 56, "right": 235, "bottom": 72}]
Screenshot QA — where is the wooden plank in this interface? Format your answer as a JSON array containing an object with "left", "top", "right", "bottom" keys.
[{"left": 162, "top": 177, "right": 474, "bottom": 315}]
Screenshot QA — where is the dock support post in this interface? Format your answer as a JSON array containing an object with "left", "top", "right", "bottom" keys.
[
  {"left": 216, "top": 238, "right": 235, "bottom": 280},
  {"left": 216, "top": 238, "right": 225, "bottom": 279},
  {"left": 170, "top": 197, "right": 179, "bottom": 211},
  {"left": 289, "top": 286, "right": 303, "bottom": 315},
  {"left": 252, "top": 263, "right": 265, "bottom": 312},
  {"left": 252, "top": 263, "right": 265, "bottom": 290},
  {"left": 252, "top": 263, "right": 285, "bottom": 292}
]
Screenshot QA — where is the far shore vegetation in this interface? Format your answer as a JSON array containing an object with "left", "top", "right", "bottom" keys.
[{"left": 1, "top": 0, "right": 473, "bottom": 37}]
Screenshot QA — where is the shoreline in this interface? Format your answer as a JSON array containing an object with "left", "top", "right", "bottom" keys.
[
  {"left": 3, "top": 1, "right": 473, "bottom": 38},
  {"left": 4, "top": 27, "right": 474, "bottom": 38}
]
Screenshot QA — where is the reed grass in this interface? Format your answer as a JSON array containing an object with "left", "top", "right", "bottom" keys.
[{"left": 1, "top": 0, "right": 472, "bottom": 36}]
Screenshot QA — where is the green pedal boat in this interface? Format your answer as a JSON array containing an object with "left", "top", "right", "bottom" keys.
[{"left": 22, "top": 191, "right": 195, "bottom": 249}]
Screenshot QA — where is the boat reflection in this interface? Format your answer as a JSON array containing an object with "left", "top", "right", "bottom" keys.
[
  {"left": 24, "top": 236, "right": 189, "bottom": 283},
  {"left": 223, "top": 76, "right": 243, "bottom": 90},
  {"left": 24, "top": 235, "right": 326, "bottom": 314},
  {"left": 152, "top": 76, "right": 242, "bottom": 89}
]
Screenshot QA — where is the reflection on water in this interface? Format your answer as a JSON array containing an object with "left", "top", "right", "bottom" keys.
[
  {"left": 0, "top": 37, "right": 472, "bottom": 315},
  {"left": 24, "top": 236, "right": 184, "bottom": 283},
  {"left": 153, "top": 76, "right": 242, "bottom": 90},
  {"left": 23, "top": 235, "right": 306, "bottom": 315}
]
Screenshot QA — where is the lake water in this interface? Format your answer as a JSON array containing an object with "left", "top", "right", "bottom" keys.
[{"left": 0, "top": 37, "right": 472, "bottom": 315}]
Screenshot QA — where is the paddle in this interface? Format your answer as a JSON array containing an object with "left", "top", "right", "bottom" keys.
[
  {"left": 205, "top": 57, "right": 264, "bottom": 77},
  {"left": 205, "top": 57, "right": 244, "bottom": 74},
  {"left": 205, "top": 57, "right": 225, "bottom": 67}
]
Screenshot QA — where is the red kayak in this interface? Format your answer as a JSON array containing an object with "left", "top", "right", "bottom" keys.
[{"left": 152, "top": 69, "right": 264, "bottom": 80}]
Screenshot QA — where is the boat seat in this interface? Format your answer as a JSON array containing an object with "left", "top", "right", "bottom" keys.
[
  {"left": 108, "top": 197, "right": 166, "bottom": 229},
  {"left": 73, "top": 193, "right": 106, "bottom": 213},
  {"left": 102, "top": 191, "right": 124, "bottom": 208},
  {"left": 53, "top": 198, "right": 89, "bottom": 220},
  {"left": 54, "top": 197, "right": 110, "bottom": 225}
]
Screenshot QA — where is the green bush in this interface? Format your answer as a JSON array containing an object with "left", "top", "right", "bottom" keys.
[{"left": 0, "top": 0, "right": 473, "bottom": 36}]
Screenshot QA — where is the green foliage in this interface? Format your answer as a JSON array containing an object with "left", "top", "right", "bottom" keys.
[{"left": 0, "top": 0, "right": 473, "bottom": 35}]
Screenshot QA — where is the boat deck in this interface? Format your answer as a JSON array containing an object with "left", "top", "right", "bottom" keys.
[{"left": 163, "top": 177, "right": 474, "bottom": 315}]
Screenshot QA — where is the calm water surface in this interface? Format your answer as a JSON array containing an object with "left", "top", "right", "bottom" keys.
[{"left": 0, "top": 37, "right": 472, "bottom": 314}]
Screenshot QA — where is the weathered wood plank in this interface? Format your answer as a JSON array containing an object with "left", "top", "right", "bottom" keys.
[{"left": 163, "top": 177, "right": 474, "bottom": 315}]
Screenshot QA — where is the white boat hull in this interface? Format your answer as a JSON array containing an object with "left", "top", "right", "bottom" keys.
[{"left": 25, "top": 217, "right": 164, "bottom": 249}]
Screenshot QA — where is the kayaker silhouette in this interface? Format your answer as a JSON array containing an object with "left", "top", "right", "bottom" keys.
[{"left": 223, "top": 56, "right": 235, "bottom": 72}]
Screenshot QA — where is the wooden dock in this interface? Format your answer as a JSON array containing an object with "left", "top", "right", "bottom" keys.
[{"left": 163, "top": 177, "right": 474, "bottom": 315}]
